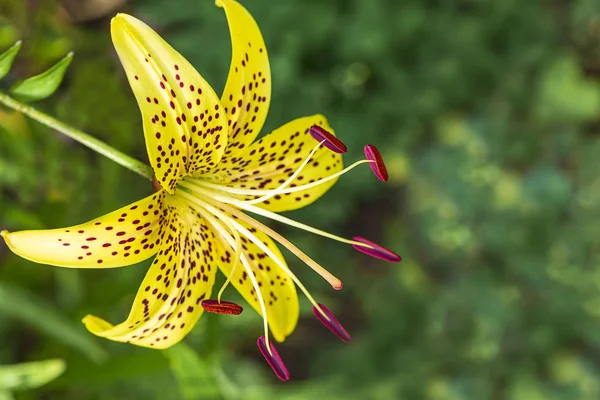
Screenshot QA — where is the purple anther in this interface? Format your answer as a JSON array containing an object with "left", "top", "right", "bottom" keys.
[
  {"left": 364, "top": 144, "right": 388, "bottom": 182},
  {"left": 352, "top": 236, "right": 401, "bottom": 263},
  {"left": 257, "top": 336, "right": 290, "bottom": 381},
  {"left": 312, "top": 303, "right": 351, "bottom": 343},
  {"left": 201, "top": 300, "right": 243, "bottom": 315},
  {"left": 309, "top": 125, "right": 347, "bottom": 154}
]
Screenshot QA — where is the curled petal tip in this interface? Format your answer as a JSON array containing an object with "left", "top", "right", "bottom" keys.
[
  {"left": 364, "top": 144, "right": 388, "bottom": 182},
  {"left": 201, "top": 299, "right": 243, "bottom": 315},
  {"left": 352, "top": 236, "right": 401, "bottom": 263},
  {"left": 309, "top": 125, "right": 347, "bottom": 154},
  {"left": 257, "top": 336, "right": 290, "bottom": 381},
  {"left": 313, "top": 304, "right": 351, "bottom": 343}
]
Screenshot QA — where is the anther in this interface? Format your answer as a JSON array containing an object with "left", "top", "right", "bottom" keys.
[
  {"left": 352, "top": 236, "right": 401, "bottom": 262},
  {"left": 364, "top": 144, "right": 388, "bottom": 182},
  {"left": 309, "top": 125, "right": 347, "bottom": 154},
  {"left": 313, "top": 304, "right": 351, "bottom": 342},
  {"left": 257, "top": 336, "right": 290, "bottom": 381},
  {"left": 201, "top": 299, "right": 243, "bottom": 315}
]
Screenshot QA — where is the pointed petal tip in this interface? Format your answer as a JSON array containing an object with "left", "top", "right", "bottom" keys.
[
  {"left": 1, "top": 230, "right": 12, "bottom": 249},
  {"left": 201, "top": 299, "right": 243, "bottom": 315},
  {"left": 110, "top": 13, "right": 129, "bottom": 27},
  {"left": 364, "top": 144, "right": 388, "bottom": 182},
  {"left": 81, "top": 314, "right": 114, "bottom": 335},
  {"left": 257, "top": 336, "right": 290, "bottom": 381},
  {"left": 312, "top": 304, "right": 351, "bottom": 343},
  {"left": 110, "top": 13, "right": 144, "bottom": 38},
  {"left": 352, "top": 236, "right": 401, "bottom": 263},
  {"left": 309, "top": 125, "right": 347, "bottom": 154}
]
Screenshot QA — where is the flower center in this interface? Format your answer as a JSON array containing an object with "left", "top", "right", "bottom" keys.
[{"left": 172, "top": 131, "right": 399, "bottom": 353}]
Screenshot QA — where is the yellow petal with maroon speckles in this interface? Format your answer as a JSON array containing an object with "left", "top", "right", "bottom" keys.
[
  {"left": 214, "top": 218, "right": 298, "bottom": 342},
  {"left": 82, "top": 204, "right": 218, "bottom": 348},
  {"left": 217, "top": 0, "right": 271, "bottom": 162},
  {"left": 111, "top": 14, "right": 228, "bottom": 194},
  {"left": 208, "top": 115, "right": 343, "bottom": 212},
  {"left": 1, "top": 192, "right": 165, "bottom": 268}
]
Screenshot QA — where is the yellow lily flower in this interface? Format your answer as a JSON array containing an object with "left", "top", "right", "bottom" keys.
[{"left": 1, "top": 0, "right": 400, "bottom": 380}]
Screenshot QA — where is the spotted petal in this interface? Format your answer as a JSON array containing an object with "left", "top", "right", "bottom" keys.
[
  {"left": 209, "top": 115, "right": 343, "bottom": 212},
  {"left": 214, "top": 219, "right": 299, "bottom": 342},
  {"left": 111, "top": 14, "right": 228, "bottom": 194},
  {"left": 1, "top": 193, "right": 164, "bottom": 268},
  {"left": 82, "top": 204, "right": 218, "bottom": 348},
  {"left": 217, "top": 0, "right": 271, "bottom": 162}
]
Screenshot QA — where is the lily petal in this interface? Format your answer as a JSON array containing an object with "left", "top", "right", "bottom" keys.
[
  {"left": 217, "top": 0, "right": 271, "bottom": 161},
  {"left": 214, "top": 218, "right": 299, "bottom": 342},
  {"left": 2, "top": 193, "right": 164, "bottom": 268},
  {"left": 111, "top": 14, "right": 228, "bottom": 193},
  {"left": 82, "top": 205, "right": 218, "bottom": 348},
  {"left": 209, "top": 115, "right": 343, "bottom": 212}
]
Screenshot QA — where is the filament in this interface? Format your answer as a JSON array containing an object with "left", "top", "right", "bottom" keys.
[
  {"left": 181, "top": 182, "right": 373, "bottom": 251},
  {"left": 179, "top": 190, "right": 330, "bottom": 321},
  {"left": 186, "top": 159, "right": 373, "bottom": 197},
  {"left": 186, "top": 196, "right": 272, "bottom": 353},
  {"left": 217, "top": 221, "right": 242, "bottom": 303},
  {"left": 243, "top": 140, "right": 324, "bottom": 205}
]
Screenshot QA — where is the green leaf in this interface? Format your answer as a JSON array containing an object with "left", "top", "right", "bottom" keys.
[
  {"left": 0, "top": 359, "right": 65, "bottom": 392},
  {"left": 10, "top": 52, "right": 73, "bottom": 101},
  {"left": 0, "top": 282, "right": 107, "bottom": 363},
  {"left": 163, "top": 343, "right": 220, "bottom": 400},
  {"left": 0, "top": 41, "right": 21, "bottom": 80}
]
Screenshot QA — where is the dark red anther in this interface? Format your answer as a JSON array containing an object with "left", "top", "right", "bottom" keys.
[
  {"left": 312, "top": 303, "right": 351, "bottom": 343},
  {"left": 352, "top": 236, "right": 401, "bottom": 263},
  {"left": 309, "top": 125, "right": 347, "bottom": 154},
  {"left": 364, "top": 144, "right": 388, "bottom": 182},
  {"left": 201, "top": 300, "right": 243, "bottom": 315},
  {"left": 257, "top": 336, "right": 290, "bottom": 381}
]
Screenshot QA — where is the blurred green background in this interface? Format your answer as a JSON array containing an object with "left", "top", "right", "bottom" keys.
[{"left": 2, "top": 0, "right": 600, "bottom": 398}]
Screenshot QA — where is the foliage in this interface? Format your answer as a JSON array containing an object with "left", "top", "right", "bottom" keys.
[{"left": 2, "top": 0, "right": 600, "bottom": 399}]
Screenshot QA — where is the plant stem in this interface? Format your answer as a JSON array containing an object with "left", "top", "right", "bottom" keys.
[{"left": 0, "top": 92, "right": 153, "bottom": 181}]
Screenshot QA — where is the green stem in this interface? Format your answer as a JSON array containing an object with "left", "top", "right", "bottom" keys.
[{"left": 0, "top": 92, "right": 154, "bottom": 181}]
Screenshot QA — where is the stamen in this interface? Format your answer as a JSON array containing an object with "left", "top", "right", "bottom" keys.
[
  {"left": 201, "top": 299, "right": 243, "bottom": 315},
  {"left": 182, "top": 183, "right": 379, "bottom": 253},
  {"left": 312, "top": 303, "right": 351, "bottom": 342},
  {"left": 257, "top": 335, "right": 289, "bottom": 381},
  {"left": 228, "top": 216, "right": 332, "bottom": 310},
  {"left": 184, "top": 197, "right": 272, "bottom": 351},
  {"left": 181, "top": 191, "right": 339, "bottom": 361},
  {"left": 185, "top": 159, "right": 372, "bottom": 197},
  {"left": 181, "top": 191, "right": 341, "bottom": 309},
  {"left": 309, "top": 125, "right": 347, "bottom": 154},
  {"left": 364, "top": 144, "right": 388, "bottom": 182},
  {"left": 243, "top": 139, "right": 324, "bottom": 205},
  {"left": 352, "top": 236, "right": 401, "bottom": 262},
  {"left": 194, "top": 194, "right": 343, "bottom": 291}
]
